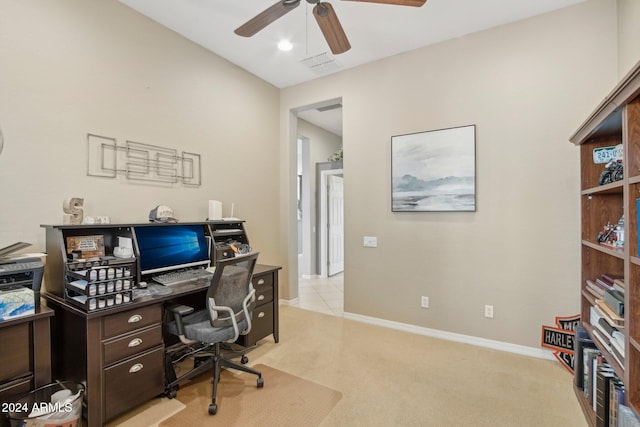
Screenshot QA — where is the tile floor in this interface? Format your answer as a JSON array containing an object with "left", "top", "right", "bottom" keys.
[{"left": 293, "top": 273, "right": 344, "bottom": 316}]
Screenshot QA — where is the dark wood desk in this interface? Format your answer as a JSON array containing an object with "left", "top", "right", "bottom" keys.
[
  {"left": 44, "top": 264, "right": 280, "bottom": 427},
  {"left": 0, "top": 305, "right": 54, "bottom": 427}
]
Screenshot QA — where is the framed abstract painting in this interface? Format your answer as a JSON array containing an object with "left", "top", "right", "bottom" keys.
[{"left": 392, "top": 125, "right": 476, "bottom": 212}]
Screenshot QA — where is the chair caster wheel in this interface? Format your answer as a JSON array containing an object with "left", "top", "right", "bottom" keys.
[
  {"left": 208, "top": 403, "right": 217, "bottom": 415},
  {"left": 241, "top": 355, "right": 249, "bottom": 364},
  {"left": 257, "top": 377, "right": 264, "bottom": 388},
  {"left": 165, "top": 387, "right": 178, "bottom": 399}
]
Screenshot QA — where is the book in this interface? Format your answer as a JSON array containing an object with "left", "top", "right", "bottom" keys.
[
  {"left": 613, "top": 279, "right": 625, "bottom": 293},
  {"left": 604, "top": 289, "right": 624, "bottom": 317},
  {"left": 610, "top": 380, "right": 625, "bottom": 427},
  {"left": 598, "top": 317, "right": 617, "bottom": 337},
  {"left": 601, "top": 273, "right": 623, "bottom": 286},
  {"left": 575, "top": 325, "right": 596, "bottom": 390},
  {"left": 596, "top": 300, "right": 624, "bottom": 328},
  {"left": 596, "top": 366, "right": 615, "bottom": 427},
  {"left": 583, "top": 348, "right": 600, "bottom": 403},
  {"left": 591, "top": 328, "right": 612, "bottom": 354},
  {"left": 592, "top": 279, "right": 613, "bottom": 292},
  {"left": 586, "top": 280, "right": 605, "bottom": 298}
]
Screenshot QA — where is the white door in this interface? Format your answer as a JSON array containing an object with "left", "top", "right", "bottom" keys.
[{"left": 328, "top": 174, "right": 344, "bottom": 276}]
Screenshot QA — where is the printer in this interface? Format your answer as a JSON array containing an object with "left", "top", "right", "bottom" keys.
[{"left": 0, "top": 242, "right": 44, "bottom": 309}]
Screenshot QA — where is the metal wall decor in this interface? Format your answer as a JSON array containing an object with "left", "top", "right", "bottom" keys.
[{"left": 86, "top": 133, "right": 201, "bottom": 186}]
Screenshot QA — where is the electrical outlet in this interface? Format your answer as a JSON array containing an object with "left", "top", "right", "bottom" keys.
[
  {"left": 484, "top": 305, "right": 494, "bottom": 318},
  {"left": 421, "top": 296, "right": 429, "bottom": 308}
]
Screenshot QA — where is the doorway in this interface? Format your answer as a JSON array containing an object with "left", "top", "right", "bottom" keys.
[{"left": 292, "top": 99, "right": 344, "bottom": 316}]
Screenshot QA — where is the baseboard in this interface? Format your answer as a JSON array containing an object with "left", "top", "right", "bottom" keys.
[
  {"left": 278, "top": 300, "right": 556, "bottom": 360},
  {"left": 341, "top": 311, "right": 556, "bottom": 361},
  {"left": 279, "top": 298, "right": 299, "bottom": 306}
]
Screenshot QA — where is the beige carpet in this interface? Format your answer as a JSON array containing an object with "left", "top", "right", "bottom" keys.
[{"left": 159, "top": 364, "right": 342, "bottom": 427}]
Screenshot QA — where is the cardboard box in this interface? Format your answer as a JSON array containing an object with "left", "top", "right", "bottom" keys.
[{"left": 0, "top": 287, "right": 35, "bottom": 321}]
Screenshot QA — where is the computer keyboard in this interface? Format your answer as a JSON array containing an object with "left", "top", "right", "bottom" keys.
[{"left": 153, "top": 269, "right": 213, "bottom": 286}]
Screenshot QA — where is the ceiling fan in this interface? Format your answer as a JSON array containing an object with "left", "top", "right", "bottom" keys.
[{"left": 234, "top": 0, "right": 427, "bottom": 55}]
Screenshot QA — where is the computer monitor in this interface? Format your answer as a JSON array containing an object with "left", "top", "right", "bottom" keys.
[{"left": 134, "top": 224, "right": 211, "bottom": 276}]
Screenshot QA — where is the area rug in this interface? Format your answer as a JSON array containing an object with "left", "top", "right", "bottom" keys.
[{"left": 159, "top": 364, "right": 342, "bottom": 427}]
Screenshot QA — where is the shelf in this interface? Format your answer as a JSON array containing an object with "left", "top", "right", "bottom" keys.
[
  {"left": 582, "top": 181, "right": 624, "bottom": 196},
  {"left": 581, "top": 240, "right": 625, "bottom": 258},
  {"left": 631, "top": 336, "right": 640, "bottom": 352},
  {"left": 629, "top": 175, "right": 640, "bottom": 185},
  {"left": 632, "top": 256, "right": 640, "bottom": 266},
  {"left": 573, "top": 384, "right": 596, "bottom": 427}
]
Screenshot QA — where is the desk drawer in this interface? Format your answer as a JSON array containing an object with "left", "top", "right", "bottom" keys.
[
  {"left": 103, "top": 324, "right": 163, "bottom": 366},
  {"left": 255, "top": 284, "right": 273, "bottom": 306},
  {"left": 0, "top": 323, "right": 30, "bottom": 383},
  {"left": 252, "top": 273, "right": 273, "bottom": 292},
  {"left": 0, "top": 375, "right": 32, "bottom": 403},
  {"left": 240, "top": 303, "right": 273, "bottom": 346},
  {"left": 104, "top": 346, "right": 164, "bottom": 421},
  {"left": 102, "top": 304, "right": 162, "bottom": 339}
]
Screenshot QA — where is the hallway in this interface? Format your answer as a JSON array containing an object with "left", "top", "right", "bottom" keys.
[{"left": 294, "top": 273, "right": 343, "bottom": 316}]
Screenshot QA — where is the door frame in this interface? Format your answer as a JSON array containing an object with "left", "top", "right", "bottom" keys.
[{"left": 319, "top": 168, "right": 343, "bottom": 277}]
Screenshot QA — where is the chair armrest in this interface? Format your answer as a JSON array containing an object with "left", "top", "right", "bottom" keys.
[
  {"left": 209, "top": 305, "right": 240, "bottom": 343},
  {"left": 241, "top": 288, "right": 257, "bottom": 334},
  {"left": 167, "top": 304, "right": 194, "bottom": 337},
  {"left": 167, "top": 304, "right": 194, "bottom": 316}
]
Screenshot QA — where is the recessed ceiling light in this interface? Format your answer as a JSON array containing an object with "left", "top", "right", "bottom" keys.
[{"left": 278, "top": 39, "right": 293, "bottom": 52}]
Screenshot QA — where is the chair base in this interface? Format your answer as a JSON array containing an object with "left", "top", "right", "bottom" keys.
[{"left": 164, "top": 342, "right": 264, "bottom": 415}]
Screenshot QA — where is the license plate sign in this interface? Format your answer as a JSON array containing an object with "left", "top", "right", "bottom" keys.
[{"left": 593, "top": 146, "right": 621, "bottom": 164}]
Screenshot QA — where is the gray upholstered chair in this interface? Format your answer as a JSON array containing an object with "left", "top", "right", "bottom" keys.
[{"left": 164, "top": 252, "right": 263, "bottom": 415}]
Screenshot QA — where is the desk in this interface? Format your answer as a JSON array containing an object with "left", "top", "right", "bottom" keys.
[
  {"left": 0, "top": 306, "right": 54, "bottom": 427},
  {"left": 44, "top": 264, "right": 280, "bottom": 427}
]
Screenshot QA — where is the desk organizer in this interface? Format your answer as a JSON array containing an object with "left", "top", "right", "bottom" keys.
[{"left": 64, "top": 258, "right": 136, "bottom": 312}]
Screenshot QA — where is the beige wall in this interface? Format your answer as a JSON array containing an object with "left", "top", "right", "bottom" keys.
[
  {"left": 280, "top": 0, "right": 620, "bottom": 348},
  {"left": 1, "top": 0, "right": 635, "bottom": 350},
  {"left": 0, "top": 0, "right": 281, "bottom": 266},
  {"left": 617, "top": 0, "right": 640, "bottom": 76}
]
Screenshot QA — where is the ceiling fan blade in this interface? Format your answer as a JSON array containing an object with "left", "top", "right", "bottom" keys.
[
  {"left": 313, "top": 2, "right": 351, "bottom": 55},
  {"left": 341, "top": 0, "right": 426, "bottom": 6},
  {"left": 235, "top": 0, "right": 301, "bottom": 37}
]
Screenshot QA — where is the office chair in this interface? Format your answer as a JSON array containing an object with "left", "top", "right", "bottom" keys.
[{"left": 164, "top": 252, "right": 263, "bottom": 415}]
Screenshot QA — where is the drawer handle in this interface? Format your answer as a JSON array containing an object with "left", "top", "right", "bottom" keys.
[
  {"left": 128, "top": 314, "right": 142, "bottom": 323},
  {"left": 129, "top": 363, "right": 144, "bottom": 373},
  {"left": 256, "top": 279, "right": 265, "bottom": 285},
  {"left": 257, "top": 295, "right": 265, "bottom": 301},
  {"left": 258, "top": 312, "right": 265, "bottom": 318},
  {"left": 128, "top": 338, "right": 143, "bottom": 347}
]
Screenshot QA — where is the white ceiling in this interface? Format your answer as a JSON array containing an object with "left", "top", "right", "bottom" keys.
[{"left": 118, "top": 0, "right": 586, "bottom": 135}]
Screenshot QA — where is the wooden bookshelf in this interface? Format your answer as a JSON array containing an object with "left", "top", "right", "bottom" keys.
[{"left": 570, "top": 60, "right": 640, "bottom": 424}]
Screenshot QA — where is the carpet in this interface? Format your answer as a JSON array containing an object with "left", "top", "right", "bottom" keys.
[{"left": 160, "top": 364, "right": 343, "bottom": 427}]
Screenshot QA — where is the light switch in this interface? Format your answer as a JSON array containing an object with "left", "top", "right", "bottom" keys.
[{"left": 363, "top": 236, "right": 377, "bottom": 248}]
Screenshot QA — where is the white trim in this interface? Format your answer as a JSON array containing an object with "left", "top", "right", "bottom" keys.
[
  {"left": 280, "top": 298, "right": 299, "bottom": 306},
  {"left": 319, "top": 168, "right": 343, "bottom": 277},
  {"left": 342, "top": 311, "right": 556, "bottom": 360}
]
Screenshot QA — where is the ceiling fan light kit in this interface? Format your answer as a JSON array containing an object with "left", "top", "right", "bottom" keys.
[{"left": 235, "top": 0, "right": 426, "bottom": 55}]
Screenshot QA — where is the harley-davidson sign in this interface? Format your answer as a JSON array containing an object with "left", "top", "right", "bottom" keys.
[{"left": 541, "top": 314, "right": 580, "bottom": 374}]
